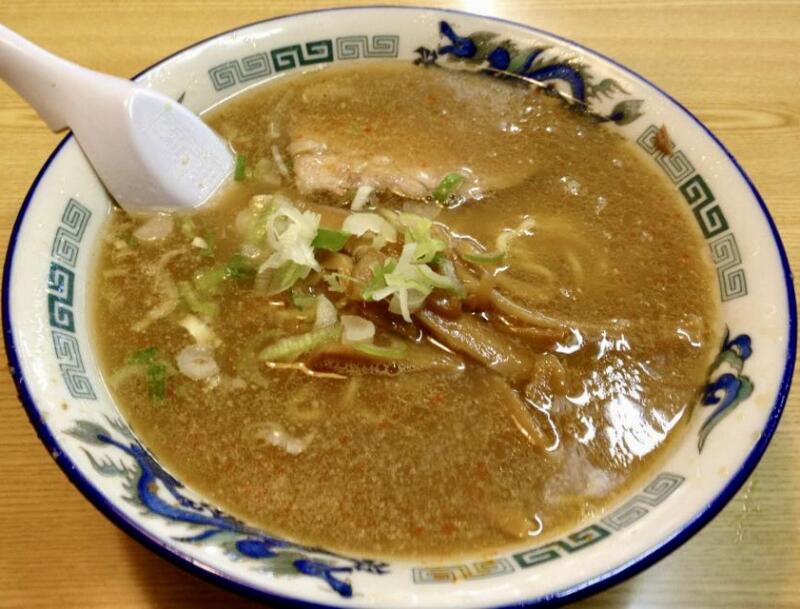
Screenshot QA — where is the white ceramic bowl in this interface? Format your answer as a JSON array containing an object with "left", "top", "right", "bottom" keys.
[{"left": 3, "top": 7, "right": 795, "bottom": 608}]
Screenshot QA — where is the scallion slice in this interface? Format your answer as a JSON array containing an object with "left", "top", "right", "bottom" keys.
[
  {"left": 432, "top": 173, "right": 465, "bottom": 203},
  {"left": 124, "top": 347, "right": 167, "bottom": 401},
  {"left": 234, "top": 154, "right": 247, "bottom": 182},
  {"left": 127, "top": 346, "right": 158, "bottom": 365},
  {"left": 178, "top": 281, "right": 219, "bottom": 319},
  {"left": 311, "top": 228, "right": 351, "bottom": 252},
  {"left": 361, "top": 260, "right": 397, "bottom": 300},
  {"left": 147, "top": 363, "right": 167, "bottom": 400},
  {"left": 352, "top": 341, "right": 408, "bottom": 359},
  {"left": 258, "top": 325, "right": 342, "bottom": 362},
  {"left": 225, "top": 253, "right": 256, "bottom": 279},
  {"left": 194, "top": 266, "right": 227, "bottom": 295},
  {"left": 267, "top": 261, "right": 311, "bottom": 296},
  {"left": 462, "top": 250, "right": 506, "bottom": 264}
]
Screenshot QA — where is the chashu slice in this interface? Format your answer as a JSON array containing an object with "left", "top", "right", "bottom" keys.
[{"left": 280, "top": 64, "right": 552, "bottom": 201}]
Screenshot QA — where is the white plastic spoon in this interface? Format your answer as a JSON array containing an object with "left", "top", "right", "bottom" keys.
[{"left": 0, "top": 24, "right": 233, "bottom": 211}]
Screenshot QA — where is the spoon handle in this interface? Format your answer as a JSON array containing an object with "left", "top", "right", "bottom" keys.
[{"left": 0, "top": 23, "right": 131, "bottom": 132}]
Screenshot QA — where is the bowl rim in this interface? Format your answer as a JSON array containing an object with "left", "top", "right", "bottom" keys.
[{"left": 2, "top": 5, "right": 796, "bottom": 608}]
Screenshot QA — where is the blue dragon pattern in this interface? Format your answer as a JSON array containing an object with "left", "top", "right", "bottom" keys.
[
  {"left": 414, "top": 21, "right": 644, "bottom": 125},
  {"left": 66, "top": 417, "right": 388, "bottom": 597},
  {"left": 699, "top": 330, "right": 754, "bottom": 452}
]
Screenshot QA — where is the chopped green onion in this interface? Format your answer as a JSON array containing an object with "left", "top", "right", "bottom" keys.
[
  {"left": 460, "top": 218, "right": 535, "bottom": 265},
  {"left": 322, "top": 271, "right": 348, "bottom": 293},
  {"left": 462, "top": 250, "right": 506, "bottom": 264},
  {"left": 432, "top": 173, "right": 465, "bottom": 203},
  {"left": 194, "top": 254, "right": 255, "bottom": 294},
  {"left": 194, "top": 266, "right": 228, "bottom": 295},
  {"left": 398, "top": 213, "right": 446, "bottom": 263},
  {"left": 361, "top": 260, "right": 397, "bottom": 300},
  {"left": 342, "top": 213, "right": 397, "bottom": 246},
  {"left": 352, "top": 341, "right": 408, "bottom": 359},
  {"left": 256, "top": 196, "right": 321, "bottom": 271},
  {"left": 311, "top": 228, "right": 351, "bottom": 252},
  {"left": 291, "top": 289, "right": 317, "bottom": 311},
  {"left": 225, "top": 253, "right": 256, "bottom": 279},
  {"left": 418, "top": 263, "right": 461, "bottom": 291},
  {"left": 234, "top": 154, "right": 247, "bottom": 182},
  {"left": 267, "top": 261, "right": 311, "bottom": 296},
  {"left": 363, "top": 243, "right": 461, "bottom": 321},
  {"left": 435, "top": 257, "right": 465, "bottom": 297},
  {"left": 244, "top": 195, "right": 277, "bottom": 245},
  {"left": 125, "top": 347, "right": 167, "bottom": 400},
  {"left": 147, "top": 363, "right": 167, "bottom": 400},
  {"left": 127, "top": 346, "right": 158, "bottom": 365},
  {"left": 259, "top": 325, "right": 342, "bottom": 362},
  {"left": 178, "top": 281, "right": 219, "bottom": 319}
]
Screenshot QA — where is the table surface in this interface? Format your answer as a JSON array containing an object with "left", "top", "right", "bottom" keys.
[{"left": 1, "top": 1, "right": 798, "bottom": 607}]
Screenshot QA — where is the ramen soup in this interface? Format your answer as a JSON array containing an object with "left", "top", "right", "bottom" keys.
[{"left": 93, "top": 62, "right": 719, "bottom": 558}]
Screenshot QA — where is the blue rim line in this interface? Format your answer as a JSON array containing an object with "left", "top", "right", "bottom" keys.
[{"left": 2, "top": 6, "right": 796, "bottom": 609}]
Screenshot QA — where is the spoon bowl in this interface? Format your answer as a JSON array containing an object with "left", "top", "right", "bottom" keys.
[{"left": 0, "top": 23, "right": 233, "bottom": 211}]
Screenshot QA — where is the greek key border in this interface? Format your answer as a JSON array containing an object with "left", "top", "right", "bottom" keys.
[
  {"left": 636, "top": 124, "right": 747, "bottom": 301},
  {"left": 207, "top": 34, "right": 400, "bottom": 91},
  {"left": 47, "top": 199, "right": 96, "bottom": 400},
  {"left": 602, "top": 472, "right": 685, "bottom": 530},
  {"left": 412, "top": 471, "right": 684, "bottom": 583},
  {"left": 412, "top": 558, "right": 514, "bottom": 584},
  {"left": 336, "top": 35, "right": 399, "bottom": 59}
]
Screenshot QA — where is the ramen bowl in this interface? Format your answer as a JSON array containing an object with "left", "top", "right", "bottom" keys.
[{"left": 3, "top": 7, "right": 795, "bottom": 608}]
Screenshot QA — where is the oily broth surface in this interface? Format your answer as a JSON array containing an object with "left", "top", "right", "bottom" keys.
[{"left": 94, "top": 62, "right": 718, "bottom": 558}]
